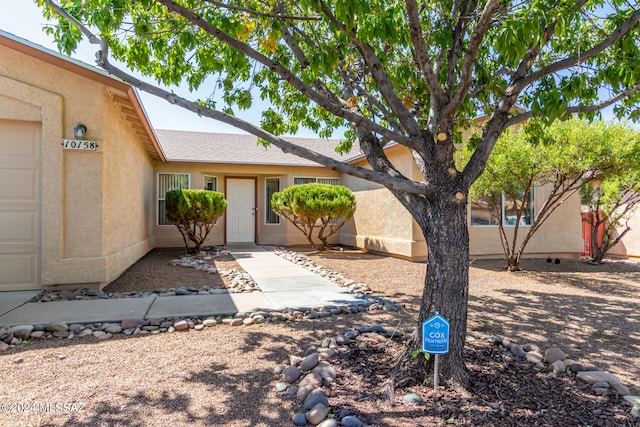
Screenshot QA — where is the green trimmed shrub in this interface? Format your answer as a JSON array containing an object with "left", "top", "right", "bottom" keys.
[
  {"left": 271, "top": 183, "right": 356, "bottom": 251},
  {"left": 166, "top": 189, "right": 227, "bottom": 253}
]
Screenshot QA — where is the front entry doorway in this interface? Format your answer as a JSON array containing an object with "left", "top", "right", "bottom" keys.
[{"left": 226, "top": 178, "right": 256, "bottom": 243}]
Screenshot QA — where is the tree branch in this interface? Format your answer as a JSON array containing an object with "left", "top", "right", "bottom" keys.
[
  {"left": 154, "top": 0, "right": 415, "bottom": 146},
  {"left": 505, "top": 80, "right": 640, "bottom": 127},
  {"left": 203, "top": 0, "right": 321, "bottom": 21},
  {"left": 405, "top": 0, "right": 447, "bottom": 105},
  {"left": 441, "top": 0, "right": 501, "bottom": 119},
  {"left": 43, "top": 0, "right": 436, "bottom": 197},
  {"left": 518, "top": 8, "right": 640, "bottom": 90},
  {"left": 313, "top": 0, "right": 424, "bottom": 140}
]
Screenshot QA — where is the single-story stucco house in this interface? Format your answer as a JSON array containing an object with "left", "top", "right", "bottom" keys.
[{"left": 1, "top": 30, "right": 636, "bottom": 292}]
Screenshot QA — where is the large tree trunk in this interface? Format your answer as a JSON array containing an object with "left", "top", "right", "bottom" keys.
[{"left": 384, "top": 193, "right": 470, "bottom": 399}]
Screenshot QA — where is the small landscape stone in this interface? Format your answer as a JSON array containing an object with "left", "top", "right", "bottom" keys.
[
  {"left": 570, "top": 363, "right": 586, "bottom": 372},
  {"left": 290, "top": 355, "right": 303, "bottom": 366},
  {"left": 592, "top": 381, "right": 610, "bottom": 389},
  {"left": 283, "top": 366, "right": 301, "bottom": 383},
  {"left": 53, "top": 331, "right": 69, "bottom": 338},
  {"left": 354, "top": 325, "right": 372, "bottom": 334},
  {"left": 105, "top": 325, "right": 122, "bottom": 334},
  {"left": 523, "top": 343, "right": 540, "bottom": 352},
  {"left": 624, "top": 396, "right": 640, "bottom": 405},
  {"left": 486, "top": 335, "right": 502, "bottom": 345},
  {"left": 318, "top": 349, "right": 336, "bottom": 361},
  {"left": 121, "top": 319, "right": 144, "bottom": 329},
  {"left": 593, "top": 387, "right": 609, "bottom": 395},
  {"left": 296, "top": 384, "right": 316, "bottom": 401},
  {"left": 312, "top": 363, "right": 337, "bottom": 384},
  {"left": 299, "top": 372, "right": 323, "bottom": 389},
  {"left": 45, "top": 322, "right": 69, "bottom": 332},
  {"left": 92, "top": 331, "right": 106, "bottom": 339},
  {"left": 243, "top": 318, "right": 254, "bottom": 326},
  {"left": 203, "top": 319, "right": 217, "bottom": 327},
  {"left": 30, "top": 331, "right": 45, "bottom": 339},
  {"left": 175, "top": 287, "right": 189, "bottom": 295},
  {"left": 230, "top": 319, "right": 243, "bottom": 326},
  {"left": 544, "top": 347, "right": 566, "bottom": 364},
  {"left": 317, "top": 420, "right": 337, "bottom": 427},
  {"left": 510, "top": 344, "right": 526, "bottom": 358},
  {"left": 341, "top": 415, "right": 364, "bottom": 427},
  {"left": 173, "top": 320, "right": 189, "bottom": 331},
  {"left": 403, "top": 392, "right": 423, "bottom": 403},
  {"left": 194, "top": 324, "right": 205, "bottom": 331},
  {"left": 7, "top": 325, "right": 33, "bottom": 339},
  {"left": 301, "top": 352, "right": 319, "bottom": 371},
  {"left": 526, "top": 352, "right": 543, "bottom": 364},
  {"left": 306, "top": 402, "right": 328, "bottom": 425},
  {"left": 97, "top": 332, "right": 112, "bottom": 340},
  {"left": 550, "top": 360, "right": 565, "bottom": 373},
  {"left": 275, "top": 382, "right": 287, "bottom": 392},
  {"left": 286, "top": 385, "right": 297, "bottom": 397},
  {"left": 0, "top": 342, "right": 9, "bottom": 352},
  {"left": 274, "top": 365, "right": 285, "bottom": 374},
  {"left": 293, "top": 413, "right": 307, "bottom": 426},
  {"left": 344, "top": 330, "right": 358, "bottom": 339},
  {"left": 304, "top": 389, "right": 329, "bottom": 410},
  {"left": 372, "top": 324, "right": 386, "bottom": 333},
  {"left": 335, "top": 334, "right": 350, "bottom": 346}
]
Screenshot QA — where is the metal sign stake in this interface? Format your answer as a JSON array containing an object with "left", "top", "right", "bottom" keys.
[{"left": 434, "top": 354, "right": 439, "bottom": 393}]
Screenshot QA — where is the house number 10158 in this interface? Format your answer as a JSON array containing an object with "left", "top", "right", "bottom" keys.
[{"left": 62, "top": 139, "right": 98, "bottom": 151}]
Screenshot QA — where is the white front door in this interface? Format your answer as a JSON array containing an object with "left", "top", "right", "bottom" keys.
[
  {"left": 226, "top": 178, "right": 255, "bottom": 243},
  {"left": 0, "top": 121, "right": 41, "bottom": 291}
]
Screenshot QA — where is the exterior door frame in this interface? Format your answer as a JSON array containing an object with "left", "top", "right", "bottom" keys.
[{"left": 224, "top": 177, "right": 257, "bottom": 243}]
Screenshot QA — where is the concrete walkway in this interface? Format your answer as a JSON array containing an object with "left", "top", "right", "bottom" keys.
[
  {"left": 0, "top": 246, "right": 365, "bottom": 327},
  {"left": 231, "top": 246, "right": 366, "bottom": 309}
]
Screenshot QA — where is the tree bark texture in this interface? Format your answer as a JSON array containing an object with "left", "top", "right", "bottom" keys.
[{"left": 387, "top": 190, "right": 471, "bottom": 392}]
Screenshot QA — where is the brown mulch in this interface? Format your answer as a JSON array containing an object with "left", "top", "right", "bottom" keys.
[
  {"left": 0, "top": 246, "right": 639, "bottom": 426},
  {"left": 103, "top": 248, "right": 241, "bottom": 294}
]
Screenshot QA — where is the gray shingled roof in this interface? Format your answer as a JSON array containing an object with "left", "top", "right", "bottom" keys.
[{"left": 155, "top": 129, "right": 361, "bottom": 166}]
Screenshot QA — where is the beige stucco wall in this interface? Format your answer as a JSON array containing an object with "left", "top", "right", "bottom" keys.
[
  {"left": 152, "top": 162, "right": 342, "bottom": 248},
  {"left": 606, "top": 206, "right": 640, "bottom": 259},
  {"left": 469, "top": 185, "right": 584, "bottom": 259},
  {"left": 0, "top": 43, "right": 154, "bottom": 288},
  {"left": 339, "top": 146, "right": 427, "bottom": 260},
  {"left": 339, "top": 145, "right": 584, "bottom": 261}
]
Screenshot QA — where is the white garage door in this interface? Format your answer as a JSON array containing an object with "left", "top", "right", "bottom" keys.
[{"left": 0, "top": 121, "right": 41, "bottom": 291}]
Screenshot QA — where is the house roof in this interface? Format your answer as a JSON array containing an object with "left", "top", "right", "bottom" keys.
[
  {"left": 155, "top": 129, "right": 361, "bottom": 167},
  {"left": 0, "top": 30, "right": 165, "bottom": 162}
]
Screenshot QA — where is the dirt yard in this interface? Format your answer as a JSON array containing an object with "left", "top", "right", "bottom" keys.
[{"left": 0, "top": 247, "right": 638, "bottom": 426}]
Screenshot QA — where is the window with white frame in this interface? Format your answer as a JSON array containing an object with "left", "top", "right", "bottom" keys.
[
  {"left": 204, "top": 175, "right": 218, "bottom": 191},
  {"left": 265, "top": 178, "right": 280, "bottom": 224},
  {"left": 294, "top": 177, "right": 340, "bottom": 186},
  {"left": 158, "top": 173, "right": 189, "bottom": 225},
  {"left": 470, "top": 190, "right": 534, "bottom": 227}
]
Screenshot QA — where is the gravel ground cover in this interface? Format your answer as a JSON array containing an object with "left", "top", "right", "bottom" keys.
[{"left": 0, "top": 247, "right": 638, "bottom": 426}]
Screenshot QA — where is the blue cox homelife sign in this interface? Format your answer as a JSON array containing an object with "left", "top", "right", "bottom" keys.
[{"left": 422, "top": 313, "right": 450, "bottom": 355}]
